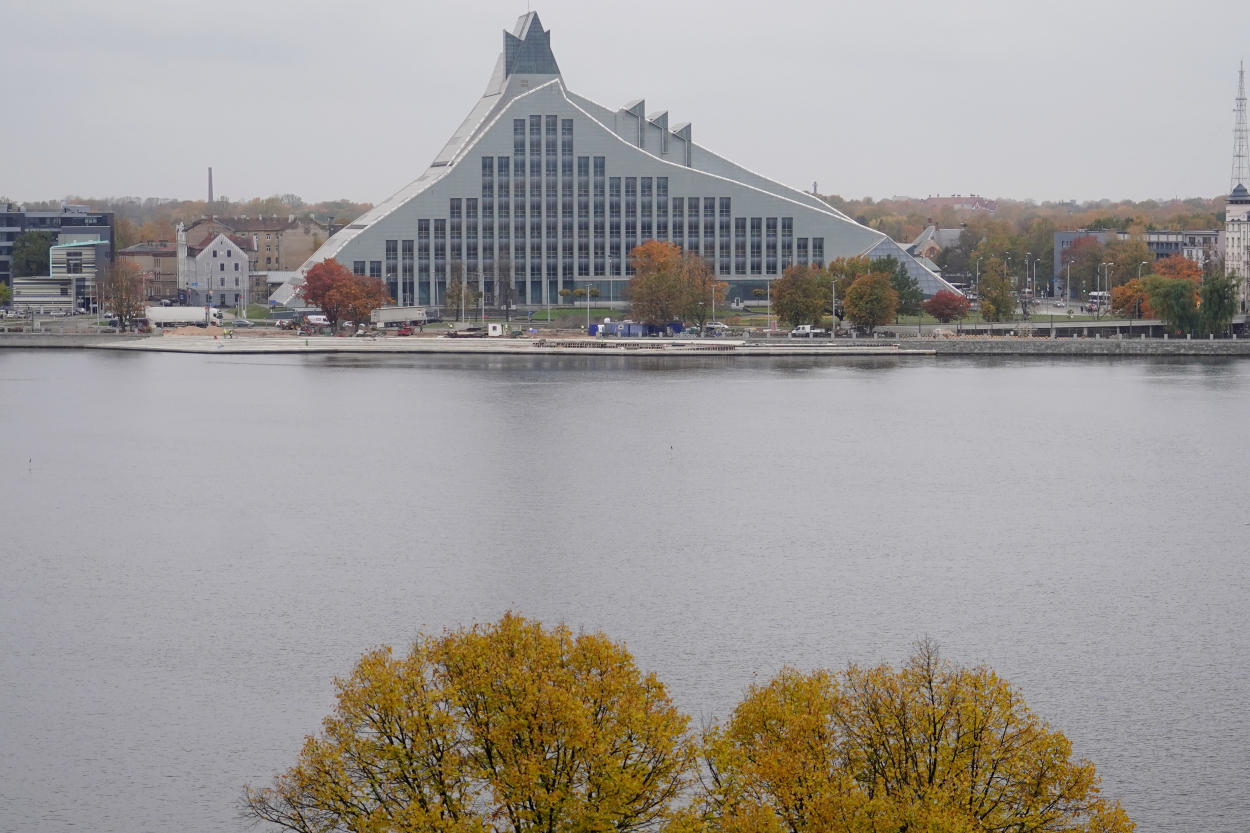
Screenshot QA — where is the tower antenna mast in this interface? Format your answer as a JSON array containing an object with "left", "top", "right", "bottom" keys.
[{"left": 1233, "top": 61, "right": 1248, "bottom": 191}]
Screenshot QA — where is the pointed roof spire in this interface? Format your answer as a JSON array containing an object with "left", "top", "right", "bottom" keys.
[{"left": 503, "top": 12, "right": 560, "bottom": 77}]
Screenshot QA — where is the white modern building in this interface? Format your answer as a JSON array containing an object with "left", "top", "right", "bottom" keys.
[
  {"left": 177, "top": 225, "right": 251, "bottom": 309},
  {"left": 289, "top": 12, "right": 956, "bottom": 310}
]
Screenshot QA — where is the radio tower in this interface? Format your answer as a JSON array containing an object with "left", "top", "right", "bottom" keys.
[{"left": 1232, "top": 62, "right": 1249, "bottom": 192}]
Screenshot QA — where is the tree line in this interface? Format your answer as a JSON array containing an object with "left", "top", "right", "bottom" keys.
[
  {"left": 820, "top": 194, "right": 1225, "bottom": 255},
  {"left": 623, "top": 242, "right": 931, "bottom": 335},
  {"left": 243, "top": 613, "right": 1134, "bottom": 833}
]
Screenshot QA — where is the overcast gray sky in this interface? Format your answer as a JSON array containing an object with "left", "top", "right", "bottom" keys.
[{"left": 3, "top": 0, "right": 1247, "bottom": 205}]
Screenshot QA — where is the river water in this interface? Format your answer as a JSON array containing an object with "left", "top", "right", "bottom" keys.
[{"left": 1, "top": 350, "right": 1247, "bottom": 832}]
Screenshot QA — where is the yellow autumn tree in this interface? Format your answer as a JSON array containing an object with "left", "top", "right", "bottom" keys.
[
  {"left": 685, "top": 641, "right": 1134, "bottom": 833},
  {"left": 243, "top": 613, "right": 694, "bottom": 833}
]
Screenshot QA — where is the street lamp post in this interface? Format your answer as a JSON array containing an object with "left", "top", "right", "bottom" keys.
[
  {"left": 831, "top": 274, "right": 837, "bottom": 336},
  {"left": 1024, "top": 252, "right": 1031, "bottom": 319},
  {"left": 1005, "top": 256, "right": 1011, "bottom": 326}
]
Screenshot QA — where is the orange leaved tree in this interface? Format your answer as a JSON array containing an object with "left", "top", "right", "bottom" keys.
[
  {"left": 243, "top": 613, "right": 694, "bottom": 833},
  {"left": 1155, "top": 255, "right": 1202, "bottom": 283},
  {"left": 1111, "top": 278, "right": 1150, "bottom": 319},
  {"left": 689, "top": 641, "right": 1135, "bottom": 833},
  {"left": 298, "top": 258, "right": 392, "bottom": 329},
  {"left": 627, "top": 240, "right": 715, "bottom": 327}
]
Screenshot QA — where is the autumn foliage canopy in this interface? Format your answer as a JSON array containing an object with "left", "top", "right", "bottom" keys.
[
  {"left": 244, "top": 615, "right": 1133, "bottom": 833},
  {"left": 922, "top": 289, "right": 972, "bottom": 323},
  {"left": 627, "top": 241, "right": 726, "bottom": 327},
  {"left": 244, "top": 613, "right": 692, "bottom": 833},
  {"left": 298, "top": 258, "right": 393, "bottom": 328},
  {"left": 685, "top": 641, "right": 1134, "bottom": 833}
]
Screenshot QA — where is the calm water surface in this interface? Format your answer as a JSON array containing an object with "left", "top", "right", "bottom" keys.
[{"left": 1, "top": 350, "right": 1247, "bottom": 833}]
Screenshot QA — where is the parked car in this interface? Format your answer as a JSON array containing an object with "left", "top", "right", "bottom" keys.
[
  {"left": 231, "top": 319, "right": 255, "bottom": 328},
  {"left": 789, "top": 324, "right": 827, "bottom": 338}
]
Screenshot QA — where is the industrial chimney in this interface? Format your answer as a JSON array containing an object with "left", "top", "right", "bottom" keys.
[{"left": 208, "top": 167, "right": 214, "bottom": 204}]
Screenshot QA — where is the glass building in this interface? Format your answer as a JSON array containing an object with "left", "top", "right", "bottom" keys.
[{"left": 289, "top": 12, "right": 957, "bottom": 310}]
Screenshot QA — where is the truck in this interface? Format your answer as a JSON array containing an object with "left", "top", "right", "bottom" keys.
[
  {"left": 788, "top": 324, "right": 828, "bottom": 338},
  {"left": 370, "top": 306, "right": 442, "bottom": 327},
  {"left": 144, "top": 306, "right": 223, "bottom": 328}
]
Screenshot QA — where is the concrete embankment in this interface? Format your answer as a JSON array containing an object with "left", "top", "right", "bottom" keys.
[
  {"left": 5, "top": 332, "right": 1250, "bottom": 357},
  {"left": 0, "top": 333, "right": 150, "bottom": 349},
  {"left": 892, "top": 336, "right": 1250, "bottom": 356}
]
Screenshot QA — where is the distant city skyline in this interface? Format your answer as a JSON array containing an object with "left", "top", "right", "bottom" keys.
[{"left": 2, "top": 0, "right": 1247, "bottom": 204}]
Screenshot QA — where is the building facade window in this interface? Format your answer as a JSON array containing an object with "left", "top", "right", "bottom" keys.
[
  {"left": 765, "top": 218, "right": 778, "bottom": 275},
  {"left": 450, "top": 198, "right": 463, "bottom": 268},
  {"left": 369, "top": 261, "right": 382, "bottom": 279},
  {"left": 656, "top": 177, "right": 668, "bottom": 241},
  {"left": 704, "top": 198, "right": 716, "bottom": 268},
  {"left": 735, "top": 218, "right": 747, "bottom": 275},
  {"left": 577, "top": 156, "right": 590, "bottom": 277},
  {"left": 640, "top": 177, "right": 653, "bottom": 241},
  {"left": 385, "top": 240, "right": 399, "bottom": 298},
  {"left": 672, "top": 197, "right": 684, "bottom": 247},
  {"left": 750, "top": 219, "right": 762, "bottom": 275},
  {"left": 434, "top": 220, "right": 447, "bottom": 289},
  {"left": 418, "top": 220, "right": 431, "bottom": 304},
  {"left": 688, "top": 197, "right": 700, "bottom": 247},
  {"left": 402, "top": 239, "right": 415, "bottom": 305},
  {"left": 609, "top": 176, "right": 622, "bottom": 276},
  {"left": 466, "top": 198, "right": 479, "bottom": 278},
  {"left": 593, "top": 157, "right": 606, "bottom": 276},
  {"left": 812, "top": 237, "right": 824, "bottom": 268},
  {"left": 797, "top": 237, "right": 809, "bottom": 266},
  {"left": 624, "top": 178, "right": 638, "bottom": 275},
  {"left": 719, "top": 198, "right": 731, "bottom": 274},
  {"left": 353, "top": 260, "right": 366, "bottom": 276},
  {"left": 781, "top": 218, "right": 793, "bottom": 268}
]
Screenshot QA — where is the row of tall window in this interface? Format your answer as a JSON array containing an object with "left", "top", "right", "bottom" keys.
[{"left": 346, "top": 114, "right": 824, "bottom": 305}]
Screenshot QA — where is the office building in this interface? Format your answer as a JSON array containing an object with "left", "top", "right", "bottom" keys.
[{"left": 0, "top": 204, "right": 114, "bottom": 301}]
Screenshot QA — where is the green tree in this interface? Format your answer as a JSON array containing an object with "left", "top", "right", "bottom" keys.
[
  {"left": 978, "top": 256, "right": 1015, "bottom": 322},
  {"left": 11, "top": 230, "right": 56, "bottom": 277},
  {"left": 876, "top": 256, "right": 922, "bottom": 320},
  {"left": 1144, "top": 275, "right": 1200, "bottom": 335},
  {"left": 0, "top": 282, "right": 11, "bottom": 306},
  {"left": 1199, "top": 271, "right": 1238, "bottom": 335},
  {"left": 1103, "top": 236, "right": 1155, "bottom": 291},
  {"left": 771, "top": 265, "right": 826, "bottom": 329},
  {"left": 842, "top": 273, "right": 897, "bottom": 334}
]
